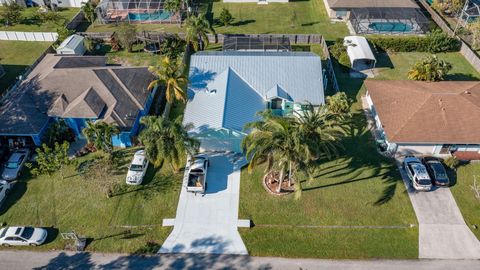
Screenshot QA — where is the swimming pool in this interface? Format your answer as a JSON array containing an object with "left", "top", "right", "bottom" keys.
[
  {"left": 128, "top": 11, "right": 172, "bottom": 21},
  {"left": 368, "top": 22, "right": 413, "bottom": 32}
]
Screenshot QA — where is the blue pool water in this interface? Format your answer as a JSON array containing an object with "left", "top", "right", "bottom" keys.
[
  {"left": 368, "top": 22, "right": 413, "bottom": 32},
  {"left": 128, "top": 11, "right": 172, "bottom": 21}
]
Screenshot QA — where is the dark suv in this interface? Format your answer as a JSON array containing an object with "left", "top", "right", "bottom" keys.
[{"left": 423, "top": 157, "right": 450, "bottom": 187}]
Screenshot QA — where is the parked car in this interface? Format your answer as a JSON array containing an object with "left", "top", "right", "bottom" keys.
[
  {"left": 186, "top": 155, "right": 209, "bottom": 193},
  {"left": 423, "top": 157, "right": 450, "bottom": 187},
  {"left": 0, "top": 226, "right": 47, "bottom": 247},
  {"left": 404, "top": 156, "right": 432, "bottom": 191},
  {"left": 0, "top": 180, "right": 12, "bottom": 207},
  {"left": 126, "top": 150, "right": 148, "bottom": 185},
  {"left": 1, "top": 149, "right": 30, "bottom": 181}
]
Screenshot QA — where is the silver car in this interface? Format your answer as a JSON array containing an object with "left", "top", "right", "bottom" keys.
[
  {"left": 0, "top": 226, "right": 48, "bottom": 247},
  {"left": 1, "top": 149, "right": 30, "bottom": 181}
]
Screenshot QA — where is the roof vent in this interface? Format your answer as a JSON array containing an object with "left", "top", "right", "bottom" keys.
[
  {"left": 206, "top": 88, "right": 217, "bottom": 95},
  {"left": 465, "top": 90, "right": 472, "bottom": 95}
]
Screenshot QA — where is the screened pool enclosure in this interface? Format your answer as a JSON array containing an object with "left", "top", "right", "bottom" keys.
[
  {"left": 350, "top": 7, "right": 429, "bottom": 34},
  {"left": 96, "top": 0, "right": 183, "bottom": 24}
]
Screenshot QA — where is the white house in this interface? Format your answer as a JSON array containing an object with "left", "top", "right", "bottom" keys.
[
  {"left": 56, "top": 34, "right": 86, "bottom": 55},
  {"left": 365, "top": 80, "right": 480, "bottom": 157},
  {"left": 184, "top": 51, "right": 325, "bottom": 153}
]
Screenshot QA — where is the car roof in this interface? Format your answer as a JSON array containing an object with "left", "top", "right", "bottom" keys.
[
  {"left": 7, "top": 153, "right": 25, "bottom": 162},
  {"left": 131, "top": 150, "right": 146, "bottom": 164},
  {"left": 191, "top": 159, "right": 206, "bottom": 170},
  {"left": 411, "top": 163, "right": 430, "bottom": 179},
  {"left": 1, "top": 227, "right": 23, "bottom": 237},
  {"left": 405, "top": 156, "right": 421, "bottom": 163}
]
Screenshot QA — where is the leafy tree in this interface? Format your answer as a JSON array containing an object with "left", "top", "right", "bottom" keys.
[
  {"left": 444, "top": 156, "right": 460, "bottom": 169},
  {"left": 432, "top": 0, "right": 465, "bottom": 16},
  {"left": 43, "top": 119, "right": 74, "bottom": 147},
  {"left": 28, "top": 141, "right": 71, "bottom": 180},
  {"left": 81, "top": 1, "right": 96, "bottom": 24},
  {"left": 329, "top": 39, "right": 351, "bottom": 70},
  {"left": 468, "top": 19, "right": 480, "bottom": 50},
  {"left": 56, "top": 25, "right": 75, "bottom": 43},
  {"left": 408, "top": 55, "right": 452, "bottom": 82},
  {"left": 326, "top": 92, "right": 351, "bottom": 115},
  {"left": 219, "top": 8, "right": 233, "bottom": 27},
  {"left": 426, "top": 29, "right": 460, "bottom": 53},
  {"left": 83, "top": 37, "right": 97, "bottom": 53},
  {"left": 164, "top": 0, "right": 183, "bottom": 14},
  {"left": 116, "top": 22, "right": 137, "bottom": 52},
  {"left": 185, "top": 13, "right": 214, "bottom": 51},
  {"left": 0, "top": 0, "right": 24, "bottom": 25},
  {"left": 159, "top": 34, "right": 187, "bottom": 59},
  {"left": 38, "top": 10, "right": 64, "bottom": 24},
  {"left": 139, "top": 115, "right": 199, "bottom": 172},
  {"left": 82, "top": 121, "right": 120, "bottom": 153},
  {"left": 148, "top": 56, "right": 187, "bottom": 117}
]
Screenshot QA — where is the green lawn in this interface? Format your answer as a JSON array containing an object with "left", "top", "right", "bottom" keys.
[
  {"left": 0, "top": 41, "right": 51, "bottom": 95},
  {"left": 374, "top": 52, "right": 480, "bottom": 81},
  {"left": 0, "top": 7, "right": 79, "bottom": 32},
  {"left": 450, "top": 163, "right": 480, "bottom": 240},
  {"left": 0, "top": 148, "right": 181, "bottom": 253},
  {"left": 86, "top": 0, "right": 348, "bottom": 40}
]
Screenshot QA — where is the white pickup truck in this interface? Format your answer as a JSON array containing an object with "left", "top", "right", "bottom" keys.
[{"left": 186, "top": 155, "right": 209, "bottom": 193}]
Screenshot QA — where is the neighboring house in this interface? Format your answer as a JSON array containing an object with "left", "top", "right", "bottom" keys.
[
  {"left": 184, "top": 51, "right": 325, "bottom": 153},
  {"left": 0, "top": 54, "right": 157, "bottom": 148},
  {"left": 365, "top": 80, "right": 480, "bottom": 156},
  {"left": 0, "top": 0, "right": 83, "bottom": 7},
  {"left": 322, "top": 0, "right": 429, "bottom": 34},
  {"left": 56, "top": 35, "right": 86, "bottom": 56},
  {"left": 344, "top": 36, "right": 376, "bottom": 77}
]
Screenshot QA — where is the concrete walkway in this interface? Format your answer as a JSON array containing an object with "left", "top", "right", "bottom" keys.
[
  {"left": 1, "top": 251, "right": 479, "bottom": 270},
  {"left": 159, "top": 152, "right": 248, "bottom": 255},
  {"left": 397, "top": 160, "right": 480, "bottom": 259}
]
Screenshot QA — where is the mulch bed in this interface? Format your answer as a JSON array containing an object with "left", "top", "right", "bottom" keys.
[{"left": 263, "top": 171, "right": 295, "bottom": 196}]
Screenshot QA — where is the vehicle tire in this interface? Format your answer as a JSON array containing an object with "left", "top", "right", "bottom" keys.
[
  {"left": 29, "top": 243, "right": 37, "bottom": 247},
  {"left": 2, "top": 243, "right": 10, "bottom": 247}
]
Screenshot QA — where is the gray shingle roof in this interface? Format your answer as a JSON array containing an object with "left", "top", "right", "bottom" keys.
[
  {"left": 327, "top": 0, "right": 419, "bottom": 8},
  {"left": 0, "top": 54, "right": 155, "bottom": 135},
  {"left": 184, "top": 51, "right": 324, "bottom": 133}
]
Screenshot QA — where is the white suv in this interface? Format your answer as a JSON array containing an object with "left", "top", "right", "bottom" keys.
[
  {"left": 404, "top": 156, "right": 432, "bottom": 191},
  {"left": 126, "top": 150, "right": 148, "bottom": 185}
]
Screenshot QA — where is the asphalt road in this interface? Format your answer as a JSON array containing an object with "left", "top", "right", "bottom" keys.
[{"left": 0, "top": 251, "right": 479, "bottom": 270}]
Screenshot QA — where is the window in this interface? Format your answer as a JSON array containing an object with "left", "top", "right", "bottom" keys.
[
  {"left": 269, "top": 98, "right": 283, "bottom": 110},
  {"left": 20, "top": 227, "right": 34, "bottom": 240}
]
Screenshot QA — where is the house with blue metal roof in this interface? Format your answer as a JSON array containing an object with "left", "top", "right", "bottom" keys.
[
  {"left": 0, "top": 54, "right": 157, "bottom": 148},
  {"left": 184, "top": 51, "right": 325, "bottom": 153}
]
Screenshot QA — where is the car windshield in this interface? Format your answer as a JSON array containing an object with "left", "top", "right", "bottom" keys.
[
  {"left": 20, "top": 227, "right": 34, "bottom": 239},
  {"left": 5, "top": 162, "right": 19, "bottom": 169},
  {"left": 431, "top": 163, "right": 447, "bottom": 179},
  {"left": 418, "top": 179, "right": 431, "bottom": 186},
  {"left": 0, "top": 229, "right": 7, "bottom": 239},
  {"left": 129, "top": 164, "right": 143, "bottom": 172}
]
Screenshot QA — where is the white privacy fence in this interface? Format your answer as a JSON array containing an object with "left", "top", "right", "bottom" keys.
[{"left": 0, "top": 31, "right": 58, "bottom": 42}]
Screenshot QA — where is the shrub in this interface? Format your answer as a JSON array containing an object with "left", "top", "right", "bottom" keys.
[
  {"left": 219, "top": 8, "right": 234, "bottom": 27},
  {"left": 38, "top": 10, "right": 64, "bottom": 24},
  {"left": 0, "top": 0, "right": 24, "bottom": 25},
  {"left": 329, "top": 39, "right": 351, "bottom": 71},
  {"left": 368, "top": 30, "right": 460, "bottom": 53},
  {"left": 444, "top": 156, "right": 460, "bottom": 169},
  {"left": 408, "top": 55, "right": 452, "bottom": 81}
]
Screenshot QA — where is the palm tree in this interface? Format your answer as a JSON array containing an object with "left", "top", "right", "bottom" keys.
[
  {"left": 242, "top": 111, "right": 300, "bottom": 193},
  {"left": 242, "top": 106, "right": 344, "bottom": 199},
  {"left": 82, "top": 121, "right": 120, "bottom": 153},
  {"left": 184, "top": 13, "right": 214, "bottom": 51},
  {"left": 139, "top": 115, "right": 199, "bottom": 172},
  {"left": 81, "top": 1, "right": 96, "bottom": 24},
  {"left": 148, "top": 56, "right": 188, "bottom": 117}
]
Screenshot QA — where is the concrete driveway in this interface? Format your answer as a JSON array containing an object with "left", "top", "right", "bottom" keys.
[
  {"left": 159, "top": 152, "right": 248, "bottom": 255},
  {"left": 397, "top": 160, "right": 480, "bottom": 259}
]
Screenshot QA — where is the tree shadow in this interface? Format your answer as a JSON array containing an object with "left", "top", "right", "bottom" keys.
[
  {"left": 33, "top": 252, "right": 95, "bottom": 270},
  {"left": 445, "top": 73, "right": 480, "bottom": 81},
  {"left": 374, "top": 51, "right": 394, "bottom": 69},
  {"left": 230, "top": 20, "right": 256, "bottom": 27},
  {"left": 301, "top": 21, "right": 321, "bottom": 27}
]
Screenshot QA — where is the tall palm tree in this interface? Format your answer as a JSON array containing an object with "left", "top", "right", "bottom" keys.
[
  {"left": 81, "top": 1, "right": 96, "bottom": 24},
  {"left": 82, "top": 121, "right": 120, "bottom": 153},
  {"left": 139, "top": 115, "right": 199, "bottom": 172},
  {"left": 242, "top": 106, "right": 345, "bottom": 199},
  {"left": 242, "top": 111, "right": 300, "bottom": 193},
  {"left": 184, "top": 13, "right": 214, "bottom": 51},
  {"left": 148, "top": 56, "right": 188, "bottom": 117}
]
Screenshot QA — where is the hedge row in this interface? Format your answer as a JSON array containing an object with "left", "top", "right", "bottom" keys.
[{"left": 368, "top": 30, "right": 461, "bottom": 53}]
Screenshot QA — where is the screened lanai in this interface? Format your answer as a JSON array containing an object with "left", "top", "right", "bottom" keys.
[
  {"left": 458, "top": 0, "right": 480, "bottom": 26},
  {"left": 96, "top": 0, "right": 183, "bottom": 24},
  {"left": 350, "top": 7, "right": 429, "bottom": 34}
]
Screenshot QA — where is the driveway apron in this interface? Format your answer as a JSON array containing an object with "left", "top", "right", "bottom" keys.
[
  {"left": 159, "top": 152, "right": 248, "bottom": 255},
  {"left": 397, "top": 160, "right": 480, "bottom": 259}
]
